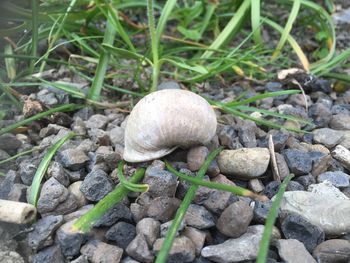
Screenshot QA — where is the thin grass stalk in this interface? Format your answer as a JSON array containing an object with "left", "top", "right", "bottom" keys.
[
  {"left": 198, "top": 2, "right": 217, "bottom": 38},
  {"left": 155, "top": 147, "right": 223, "bottom": 263},
  {"left": 86, "top": 18, "right": 116, "bottom": 101},
  {"left": 72, "top": 168, "right": 145, "bottom": 233},
  {"left": 117, "top": 161, "right": 149, "bottom": 192},
  {"left": 28, "top": 132, "right": 75, "bottom": 206},
  {"left": 29, "top": 0, "right": 39, "bottom": 73},
  {"left": 147, "top": 0, "right": 159, "bottom": 92},
  {"left": 256, "top": 174, "right": 294, "bottom": 263},
  {"left": 0, "top": 147, "right": 40, "bottom": 165},
  {"left": 251, "top": 0, "right": 262, "bottom": 44}
]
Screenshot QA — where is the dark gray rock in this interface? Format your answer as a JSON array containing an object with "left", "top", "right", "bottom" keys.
[
  {"left": 295, "top": 174, "right": 317, "bottom": 189},
  {"left": 263, "top": 181, "right": 280, "bottom": 199},
  {"left": 58, "top": 148, "right": 89, "bottom": 171},
  {"left": 19, "top": 156, "right": 41, "bottom": 185},
  {"left": 313, "top": 239, "right": 350, "bottom": 263},
  {"left": 51, "top": 192, "right": 78, "bottom": 216},
  {"left": 238, "top": 121, "right": 257, "bottom": 148},
  {"left": 184, "top": 204, "right": 215, "bottom": 230},
  {"left": 0, "top": 149, "right": 11, "bottom": 170},
  {"left": 253, "top": 200, "right": 273, "bottom": 224},
  {"left": 0, "top": 133, "right": 22, "bottom": 151},
  {"left": 281, "top": 213, "right": 325, "bottom": 252},
  {"left": 126, "top": 234, "right": 154, "bottom": 263},
  {"left": 47, "top": 161, "right": 70, "bottom": 187},
  {"left": 0, "top": 170, "right": 20, "bottom": 199},
  {"left": 106, "top": 221, "right": 136, "bottom": 249},
  {"left": 286, "top": 181, "right": 305, "bottom": 191},
  {"left": 217, "top": 200, "right": 253, "bottom": 238},
  {"left": 317, "top": 171, "right": 350, "bottom": 188},
  {"left": 95, "top": 202, "right": 132, "bottom": 227},
  {"left": 146, "top": 197, "right": 181, "bottom": 223},
  {"left": 56, "top": 220, "right": 84, "bottom": 258},
  {"left": 7, "top": 183, "right": 28, "bottom": 202},
  {"left": 313, "top": 128, "right": 344, "bottom": 148},
  {"left": 80, "top": 169, "right": 114, "bottom": 201},
  {"left": 32, "top": 245, "right": 64, "bottom": 263},
  {"left": 283, "top": 149, "right": 313, "bottom": 175},
  {"left": 85, "top": 114, "right": 109, "bottom": 129},
  {"left": 218, "top": 125, "right": 238, "bottom": 149},
  {"left": 143, "top": 161, "right": 177, "bottom": 198},
  {"left": 87, "top": 128, "right": 111, "bottom": 146},
  {"left": 308, "top": 103, "right": 332, "bottom": 128},
  {"left": 136, "top": 217, "right": 160, "bottom": 246},
  {"left": 330, "top": 113, "right": 350, "bottom": 130},
  {"left": 28, "top": 215, "right": 64, "bottom": 251}
]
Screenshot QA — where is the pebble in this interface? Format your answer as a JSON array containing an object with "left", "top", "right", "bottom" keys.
[
  {"left": 157, "top": 80, "right": 181, "bottom": 90},
  {"left": 146, "top": 197, "right": 181, "bottom": 223},
  {"left": 71, "top": 255, "right": 88, "bottom": 263},
  {"left": 81, "top": 239, "right": 123, "bottom": 263},
  {"left": 279, "top": 191, "right": 350, "bottom": 235},
  {"left": 281, "top": 213, "right": 325, "bottom": 252},
  {"left": 32, "top": 245, "right": 64, "bottom": 263},
  {"left": 184, "top": 204, "right": 215, "bottom": 229},
  {"left": 58, "top": 149, "right": 89, "bottom": 171},
  {"left": 313, "top": 239, "right": 350, "bottom": 263},
  {"left": 218, "top": 125, "right": 237, "bottom": 149},
  {"left": 182, "top": 227, "right": 207, "bottom": 256},
  {"left": 47, "top": 161, "right": 70, "bottom": 187},
  {"left": 201, "top": 225, "right": 280, "bottom": 262},
  {"left": 109, "top": 126, "right": 125, "bottom": 145},
  {"left": 88, "top": 128, "right": 111, "bottom": 145},
  {"left": 308, "top": 103, "right": 332, "bottom": 127},
  {"left": 80, "top": 169, "right": 114, "bottom": 201},
  {"left": 126, "top": 234, "right": 154, "bottom": 263},
  {"left": 0, "top": 133, "right": 22, "bottom": 151},
  {"left": 276, "top": 239, "right": 316, "bottom": 263},
  {"left": 143, "top": 161, "right": 178, "bottom": 198},
  {"left": 283, "top": 149, "right": 313, "bottom": 175},
  {"left": 0, "top": 170, "right": 20, "bottom": 199},
  {"left": 253, "top": 200, "right": 273, "bottom": 224},
  {"left": 68, "top": 181, "right": 88, "bottom": 208},
  {"left": 56, "top": 220, "right": 84, "bottom": 258},
  {"left": 248, "top": 178, "right": 265, "bottom": 193},
  {"left": 95, "top": 202, "right": 132, "bottom": 227},
  {"left": 105, "top": 221, "right": 136, "bottom": 249},
  {"left": 317, "top": 171, "right": 349, "bottom": 188},
  {"left": 217, "top": 148, "right": 270, "bottom": 178},
  {"left": 85, "top": 114, "right": 109, "bottom": 129},
  {"left": 160, "top": 219, "right": 185, "bottom": 237},
  {"left": 330, "top": 113, "right": 350, "bottom": 130},
  {"left": 313, "top": 128, "right": 344, "bottom": 148},
  {"left": 93, "top": 146, "right": 121, "bottom": 171},
  {"left": 308, "top": 181, "right": 349, "bottom": 200},
  {"left": 295, "top": 174, "right": 316, "bottom": 189},
  {"left": 217, "top": 200, "right": 253, "bottom": 237},
  {"left": 19, "top": 156, "right": 41, "bottom": 185},
  {"left": 187, "top": 146, "right": 209, "bottom": 171},
  {"left": 332, "top": 145, "right": 350, "bottom": 171},
  {"left": 28, "top": 215, "right": 64, "bottom": 251},
  {"left": 7, "top": 183, "right": 27, "bottom": 202},
  {"left": 136, "top": 217, "right": 160, "bottom": 246},
  {"left": 153, "top": 236, "right": 196, "bottom": 263}
]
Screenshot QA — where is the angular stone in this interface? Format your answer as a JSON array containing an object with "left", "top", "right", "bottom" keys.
[
  {"left": 68, "top": 181, "right": 88, "bottom": 208},
  {"left": 217, "top": 200, "right": 253, "bottom": 238},
  {"left": 146, "top": 197, "right": 181, "bottom": 223},
  {"left": 58, "top": 148, "right": 89, "bottom": 171},
  {"left": 81, "top": 239, "right": 123, "bottom": 263},
  {"left": 0, "top": 170, "right": 20, "bottom": 199},
  {"left": 47, "top": 161, "right": 70, "bottom": 187},
  {"left": 95, "top": 202, "right": 132, "bottom": 227},
  {"left": 308, "top": 181, "right": 349, "bottom": 200},
  {"left": 85, "top": 114, "right": 109, "bottom": 129},
  {"left": 126, "top": 234, "right": 154, "bottom": 263},
  {"left": 217, "top": 148, "right": 270, "bottom": 178},
  {"left": 32, "top": 245, "right": 64, "bottom": 263},
  {"left": 93, "top": 146, "right": 121, "bottom": 170},
  {"left": 105, "top": 222, "right": 136, "bottom": 250},
  {"left": 184, "top": 204, "right": 215, "bottom": 230},
  {"left": 182, "top": 227, "right": 207, "bottom": 256},
  {"left": 0, "top": 133, "right": 22, "bottom": 151},
  {"left": 109, "top": 126, "right": 124, "bottom": 146},
  {"left": 330, "top": 113, "right": 350, "bottom": 130},
  {"left": 276, "top": 239, "right": 316, "bottom": 263},
  {"left": 19, "top": 156, "right": 41, "bottom": 185},
  {"left": 187, "top": 146, "right": 209, "bottom": 171},
  {"left": 283, "top": 149, "right": 313, "bottom": 176},
  {"left": 313, "top": 239, "right": 350, "bottom": 263},
  {"left": 80, "top": 169, "right": 114, "bottom": 201},
  {"left": 56, "top": 220, "right": 84, "bottom": 258},
  {"left": 7, "top": 183, "right": 27, "bottom": 202},
  {"left": 332, "top": 145, "right": 350, "bottom": 171},
  {"left": 313, "top": 128, "right": 344, "bottom": 148},
  {"left": 136, "top": 217, "right": 160, "bottom": 246},
  {"left": 317, "top": 171, "right": 349, "bottom": 188}
]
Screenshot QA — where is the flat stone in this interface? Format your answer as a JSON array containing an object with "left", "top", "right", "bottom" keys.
[
  {"left": 47, "top": 162, "right": 70, "bottom": 187},
  {"left": 313, "top": 128, "right": 344, "bottom": 148},
  {"left": 308, "top": 181, "right": 349, "bottom": 200},
  {"left": 95, "top": 202, "right": 132, "bottom": 227},
  {"left": 0, "top": 133, "right": 22, "bottom": 151},
  {"left": 81, "top": 239, "right": 123, "bottom": 263},
  {"left": 283, "top": 149, "right": 313, "bottom": 176},
  {"left": 201, "top": 225, "right": 280, "bottom": 262},
  {"left": 248, "top": 178, "right": 265, "bottom": 193},
  {"left": 184, "top": 204, "right": 215, "bottom": 229},
  {"left": 32, "top": 245, "right": 63, "bottom": 263},
  {"left": 313, "top": 239, "right": 350, "bottom": 263},
  {"left": 281, "top": 213, "right": 325, "bottom": 252},
  {"left": 85, "top": 114, "right": 109, "bottom": 129},
  {"left": 217, "top": 148, "right": 270, "bottom": 179},
  {"left": 146, "top": 197, "right": 181, "bottom": 223},
  {"left": 332, "top": 145, "right": 350, "bottom": 171},
  {"left": 279, "top": 191, "right": 350, "bottom": 235},
  {"left": 68, "top": 181, "right": 88, "bottom": 208},
  {"left": 217, "top": 200, "right": 253, "bottom": 238},
  {"left": 276, "top": 239, "right": 316, "bottom": 263},
  {"left": 153, "top": 236, "right": 196, "bottom": 263},
  {"left": 58, "top": 148, "right": 89, "bottom": 171},
  {"left": 126, "top": 234, "right": 154, "bottom": 263},
  {"left": 105, "top": 222, "right": 136, "bottom": 249},
  {"left": 109, "top": 126, "right": 125, "bottom": 146},
  {"left": 19, "top": 156, "right": 41, "bottom": 185},
  {"left": 56, "top": 220, "right": 84, "bottom": 258},
  {"left": 187, "top": 146, "right": 209, "bottom": 171},
  {"left": 182, "top": 227, "right": 206, "bottom": 256},
  {"left": 317, "top": 171, "right": 349, "bottom": 188},
  {"left": 28, "top": 215, "right": 64, "bottom": 251},
  {"left": 80, "top": 169, "right": 114, "bottom": 201},
  {"left": 136, "top": 217, "right": 160, "bottom": 246},
  {"left": 330, "top": 113, "right": 350, "bottom": 130}
]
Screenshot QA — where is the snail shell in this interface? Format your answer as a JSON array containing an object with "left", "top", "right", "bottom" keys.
[{"left": 123, "top": 89, "right": 217, "bottom": 162}]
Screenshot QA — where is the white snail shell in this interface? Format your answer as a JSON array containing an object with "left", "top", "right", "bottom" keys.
[{"left": 123, "top": 89, "right": 217, "bottom": 162}]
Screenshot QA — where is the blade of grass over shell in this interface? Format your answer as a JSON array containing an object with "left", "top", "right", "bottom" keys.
[
  {"left": 271, "top": 0, "right": 301, "bottom": 60},
  {"left": 117, "top": 161, "right": 149, "bottom": 192},
  {"left": 29, "top": 0, "right": 39, "bottom": 73},
  {"left": 256, "top": 174, "right": 294, "bottom": 263},
  {"left": 155, "top": 147, "right": 223, "bottom": 263},
  {"left": 28, "top": 132, "right": 75, "bottom": 206},
  {"left": 72, "top": 167, "right": 145, "bottom": 233},
  {"left": 225, "top": 90, "right": 301, "bottom": 107},
  {"left": 87, "top": 17, "right": 116, "bottom": 102},
  {"left": 201, "top": 0, "right": 251, "bottom": 59},
  {"left": 165, "top": 161, "right": 266, "bottom": 201},
  {"left": 0, "top": 104, "right": 83, "bottom": 135},
  {"left": 251, "top": 0, "right": 262, "bottom": 44}
]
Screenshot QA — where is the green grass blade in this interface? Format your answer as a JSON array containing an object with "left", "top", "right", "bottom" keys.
[
  {"left": 102, "top": 44, "right": 151, "bottom": 63},
  {"left": 198, "top": 2, "right": 217, "bottom": 38},
  {"left": 4, "top": 45, "right": 16, "bottom": 80},
  {"left": 201, "top": 0, "right": 251, "bottom": 59},
  {"left": 155, "top": 147, "right": 223, "bottom": 263},
  {"left": 29, "top": 0, "right": 39, "bottom": 73},
  {"left": 38, "top": 78, "right": 86, "bottom": 98},
  {"left": 322, "top": 72, "right": 350, "bottom": 83},
  {"left": 0, "top": 104, "right": 83, "bottom": 135},
  {"left": 160, "top": 58, "right": 208, "bottom": 74},
  {"left": 311, "top": 48, "right": 350, "bottom": 76},
  {"left": 272, "top": 0, "right": 301, "bottom": 59},
  {"left": 28, "top": 132, "right": 75, "bottom": 206},
  {"left": 87, "top": 17, "right": 116, "bottom": 101},
  {"left": 156, "top": 0, "right": 177, "bottom": 44},
  {"left": 251, "top": 0, "right": 262, "bottom": 44},
  {"left": 0, "top": 82, "right": 22, "bottom": 109},
  {"left": 117, "top": 161, "right": 149, "bottom": 192},
  {"left": 72, "top": 167, "right": 145, "bottom": 233},
  {"left": 256, "top": 174, "right": 294, "bottom": 263},
  {"left": 0, "top": 147, "right": 40, "bottom": 166}
]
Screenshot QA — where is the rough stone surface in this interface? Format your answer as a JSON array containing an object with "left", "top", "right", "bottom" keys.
[
  {"left": 317, "top": 171, "right": 349, "bottom": 188},
  {"left": 184, "top": 204, "right": 215, "bottom": 229},
  {"left": 136, "top": 217, "right": 160, "bottom": 246},
  {"left": 332, "top": 145, "right": 350, "bottom": 171},
  {"left": 160, "top": 220, "right": 185, "bottom": 237},
  {"left": 80, "top": 169, "right": 114, "bottom": 201},
  {"left": 281, "top": 213, "right": 325, "bottom": 252},
  {"left": 182, "top": 227, "right": 207, "bottom": 256},
  {"left": 0, "top": 133, "right": 22, "bottom": 151},
  {"left": 283, "top": 149, "right": 313, "bottom": 175},
  {"left": 95, "top": 202, "right": 132, "bottom": 227},
  {"left": 68, "top": 181, "right": 88, "bottom": 208},
  {"left": 126, "top": 234, "right": 154, "bottom": 263},
  {"left": 146, "top": 197, "right": 181, "bottom": 223},
  {"left": 153, "top": 236, "right": 196, "bottom": 263},
  {"left": 81, "top": 239, "right": 123, "bottom": 263},
  {"left": 217, "top": 148, "right": 270, "bottom": 178},
  {"left": 47, "top": 161, "right": 70, "bottom": 187},
  {"left": 85, "top": 114, "right": 109, "bottom": 130},
  {"left": 308, "top": 181, "right": 349, "bottom": 200},
  {"left": 19, "top": 157, "right": 41, "bottom": 185},
  {"left": 105, "top": 221, "right": 136, "bottom": 249},
  {"left": 330, "top": 113, "right": 350, "bottom": 130},
  {"left": 313, "top": 239, "right": 350, "bottom": 263},
  {"left": 109, "top": 126, "right": 125, "bottom": 146},
  {"left": 187, "top": 146, "right": 209, "bottom": 171},
  {"left": 276, "top": 239, "right": 316, "bottom": 263},
  {"left": 28, "top": 215, "right": 64, "bottom": 251},
  {"left": 58, "top": 148, "right": 89, "bottom": 171},
  {"left": 201, "top": 225, "right": 280, "bottom": 262},
  {"left": 157, "top": 81, "right": 181, "bottom": 90},
  {"left": 253, "top": 200, "right": 273, "bottom": 224},
  {"left": 32, "top": 245, "right": 64, "bottom": 263},
  {"left": 313, "top": 128, "right": 344, "bottom": 148},
  {"left": 217, "top": 200, "right": 253, "bottom": 238},
  {"left": 0, "top": 170, "right": 20, "bottom": 199},
  {"left": 56, "top": 220, "right": 84, "bottom": 258}
]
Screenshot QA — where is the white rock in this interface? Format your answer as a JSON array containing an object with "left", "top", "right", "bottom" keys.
[
  {"left": 332, "top": 145, "right": 350, "bottom": 170},
  {"left": 308, "top": 181, "right": 349, "bottom": 200},
  {"left": 277, "top": 239, "right": 316, "bottom": 263}
]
